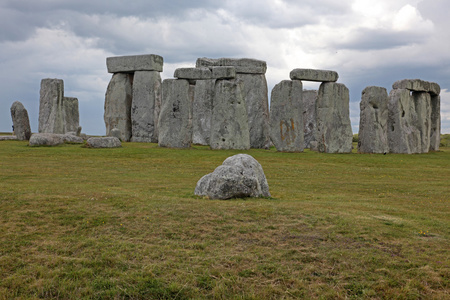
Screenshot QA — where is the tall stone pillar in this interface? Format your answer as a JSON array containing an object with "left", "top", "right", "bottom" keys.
[{"left": 39, "top": 78, "right": 65, "bottom": 134}]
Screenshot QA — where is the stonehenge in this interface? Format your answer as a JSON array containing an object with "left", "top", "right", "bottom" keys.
[
  {"left": 39, "top": 79, "right": 80, "bottom": 135},
  {"left": 10, "top": 101, "right": 31, "bottom": 140}
]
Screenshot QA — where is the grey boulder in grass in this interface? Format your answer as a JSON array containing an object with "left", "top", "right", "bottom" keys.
[{"left": 195, "top": 154, "right": 270, "bottom": 200}]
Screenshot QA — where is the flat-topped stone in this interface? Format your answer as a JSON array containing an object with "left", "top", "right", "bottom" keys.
[
  {"left": 174, "top": 67, "right": 212, "bottom": 80},
  {"left": 196, "top": 57, "right": 267, "bottom": 74},
  {"left": 86, "top": 137, "right": 122, "bottom": 148},
  {"left": 290, "top": 69, "right": 339, "bottom": 82},
  {"left": 107, "top": 54, "right": 163, "bottom": 73},
  {"left": 392, "top": 79, "right": 440, "bottom": 96}
]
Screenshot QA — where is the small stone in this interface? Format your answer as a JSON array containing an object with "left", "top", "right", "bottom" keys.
[
  {"left": 290, "top": 69, "right": 339, "bottom": 82},
  {"left": 106, "top": 54, "right": 163, "bottom": 73},
  {"left": 10, "top": 101, "right": 31, "bottom": 140},
  {"left": 29, "top": 133, "right": 65, "bottom": 147},
  {"left": 86, "top": 137, "right": 122, "bottom": 148},
  {"left": 194, "top": 154, "right": 270, "bottom": 199}
]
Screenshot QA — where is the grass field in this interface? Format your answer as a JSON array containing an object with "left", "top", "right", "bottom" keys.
[{"left": 0, "top": 138, "right": 448, "bottom": 299}]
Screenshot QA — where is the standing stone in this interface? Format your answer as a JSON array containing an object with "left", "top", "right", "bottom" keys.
[
  {"left": 210, "top": 80, "right": 250, "bottom": 150},
  {"left": 158, "top": 79, "right": 192, "bottom": 148},
  {"left": 192, "top": 80, "right": 215, "bottom": 145},
  {"left": 358, "top": 86, "right": 389, "bottom": 154},
  {"left": 315, "top": 82, "right": 353, "bottom": 153},
  {"left": 10, "top": 101, "right": 31, "bottom": 140},
  {"left": 236, "top": 74, "right": 270, "bottom": 149},
  {"left": 63, "top": 97, "right": 79, "bottom": 133},
  {"left": 104, "top": 73, "right": 133, "bottom": 142},
  {"left": 131, "top": 71, "right": 162, "bottom": 142},
  {"left": 413, "top": 92, "right": 432, "bottom": 153},
  {"left": 387, "top": 89, "right": 421, "bottom": 154},
  {"left": 302, "top": 90, "right": 317, "bottom": 148},
  {"left": 430, "top": 95, "right": 440, "bottom": 151},
  {"left": 39, "top": 78, "right": 65, "bottom": 134},
  {"left": 269, "top": 80, "right": 304, "bottom": 152}
]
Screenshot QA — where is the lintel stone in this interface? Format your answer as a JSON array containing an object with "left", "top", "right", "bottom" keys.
[
  {"left": 196, "top": 57, "right": 267, "bottom": 74},
  {"left": 174, "top": 67, "right": 212, "bottom": 80},
  {"left": 211, "top": 66, "right": 236, "bottom": 79},
  {"left": 107, "top": 54, "right": 163, "bottom": 73},
  {"left": 392, "top": 79, "right": 440, "bottom": 96},
  {"left": 290, "top": 68, "right": 339, "bottom": 82}
]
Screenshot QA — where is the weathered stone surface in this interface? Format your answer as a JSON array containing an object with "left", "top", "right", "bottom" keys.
[
  {"left": 430, "top": 95, "right": 440, "bottom": 151},
  {"left": 0, "top": 136, "right": 18, "bottom": 141},
  {"left": 290, "top": 69, "right": 339, "bottom": 82},
  {"left": 39, "top": 78, "right": 65, "bottom": 134},
  {"left": 174, "top": 67, "right": 212, "bottom": 80},
  {"left": 106, "top": 54, "right": 163, "bottom": 73},
  {"left": 392, "top": 79, "right": 440, "bottom": 96},
  {"left": 29, "top": 133, "right": 64, "bottom": 147},
  {"left": 10, "top": 101, "right": 31, "bottom": 140},
  {"left": 104, "top": 73, "right": 133, "bottom": 142},
  {"left": 211, "top": 66, "right": 236, "bottom": 79},
  {"left": 315, "top": 82, "right": 353, "bottom": 153},
  {"left": 210, "top": 80, "right": 250, "bottom": 150},
  {"left": 196, "top": 57, "right": 267, "bottom": 74},
  {"left": 358, "top": 86, "right": 389, "bottom": 154},
  {"left": 194, "top": 154, "right": 270, "bottom": 199},
  {"left": 131, "top": 71, "right": 162, "bottom": 142},
  {"left": 158, "top": 79, "right": 193, "bottom": 148},
  {"left": 62, "top": 134, "right": 84, "bottom": 144},
  {"left": 110, "top": 128, "right": 122, "bottom": 140},
  {"left": 236, "top": 74, "right": 271, "bottom": 149},
  {"left": 413, "top": 92, "right": 432, "bottom": 153},
  {"left": 302, "top": 90, "right": 317, "bottom": 148},
  {"left": 388, "top": 89, "right": 421, "bottom": 154},
  {"left": 63, "top": 97, "right": 79, "bottom": 133},
  {"left": 269, "top": 80, "right": 304, "bottom": 152},
  {"left": 86, "top": 137, "right": 121, "bottom": 148},
  {"left": 192, "top": 79, "right": 215, "bottom": 145}
]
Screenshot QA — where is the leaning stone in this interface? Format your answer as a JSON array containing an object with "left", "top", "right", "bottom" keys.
[
  {"left": 358, "top": 86, "right": 389, "bottom": 154},
  {"left": 106, "top": 54, "right": 163, "bottom": 73},
  {"left": 104, "top": 73, "right": 133, "bottom": 142},
  {"left": 387, "top": 89, "right": 421, "bottom": 154},
  {"left": 290, "top": 69, "right": 339, "bottom": 82},
  {"left": 236, "top": 74, "right": 271, "bottom": 149},
  {"left": 413, "top": 92, "right": 432, "bottom": 153},
  {"left": 86, "top": 137, "right": 121, "bottom": 148},
  {"left": 131, "top": 71, "right": 162, "bottom": 143},
  {"left": 429, "top": 95, "right": 440, "bottom": 151},
  {"left": 269, "top": 80, "right": 304, "bottom": 152},
  {"left": 302, "top": 90, "right": 318, "bottom": 148},
  {"left": 158, "top": 79, "right": 193, "bottom": 148},
  {"left": 211, "top": 66, "right": 236, "bottom": 79},
  {"left": 174, "top": 67, "right": 212, "bottom": 80},
  {"left": 29, "top": 133, "right": 65, "bottom": 147},
  {"left": 196, "top": 57, "right": 267, "bottom": 74},
  {"left": 63, "top": 97, "right": 79, "bottom": 133},
  {"left": 194, "top": 154, "right": 270, "bottom": 199},
  {"left": 192, "top": 79, "right": 215, "bottom": 145},
  {"left": 10, "top": 101, "right": 31, "bottom": 140},
  {"left": 210, "top": 80, "right": 250, "bottom": 150},
  {"left": 315, "top": 82, "right": 353, "bottom": 153},
  {"left": 39, "top": 78, "right": 65, "bottom": 134},
  {"left": 392, "top": 79, "right": 440, "bottom": 96}
]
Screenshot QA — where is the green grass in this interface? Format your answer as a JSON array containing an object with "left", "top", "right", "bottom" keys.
[{"left": 0, "top": 139, "right": 449, "bottom": 299}]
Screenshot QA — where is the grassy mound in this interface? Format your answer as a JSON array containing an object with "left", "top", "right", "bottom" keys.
[{"left": 0, "top": 141, "right": 448, "bottom": 299}]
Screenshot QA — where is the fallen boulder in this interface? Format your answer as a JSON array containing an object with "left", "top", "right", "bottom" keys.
[
  {"left": 29, "top": 133, "right": 65, "bottom": 147},
  {"left": 86, "top": 137, "right": 121, "bottom": 148},
  {"left": 194, "top": 154, "right": 270, "bottom": 200}
]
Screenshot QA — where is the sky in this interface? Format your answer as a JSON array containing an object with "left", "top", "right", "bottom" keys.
[{"left": 1, "top": 0, "right": 449, "bottom": 135}]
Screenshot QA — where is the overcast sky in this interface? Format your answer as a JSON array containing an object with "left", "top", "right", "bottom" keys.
[{"left": 1, "top": 0, "right": 449, "bottom": 135}]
